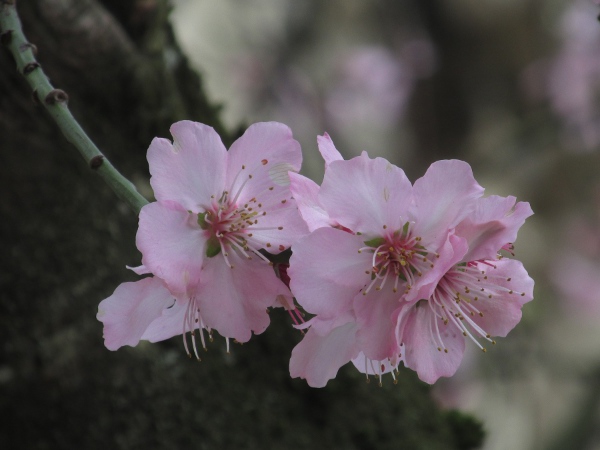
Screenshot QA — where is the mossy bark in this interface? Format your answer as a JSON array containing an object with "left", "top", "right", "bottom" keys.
[{"left": 0, "top": 1, "right": 483, "bottom": 448}]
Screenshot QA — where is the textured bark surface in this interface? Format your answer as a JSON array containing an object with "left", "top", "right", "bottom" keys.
[{"left": 0, "top": 1, "right": 483, "bottom": 448}]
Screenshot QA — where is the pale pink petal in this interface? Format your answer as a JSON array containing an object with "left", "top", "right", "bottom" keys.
[
  {"left": 289, "top": 228, "right": 373, "bottom": 317},
  {"left": 148, "top": 121, "right": 227, "bottom": 212},
  {"left": 303, "top": 310, "right": 357, "bottom": 336},
  {"left": 141, "top": 297, "right": 190, "bottom": 343},
  {"left": 225, "top": 122, "right": 301, "bottom": 206},
  {"left": 289, "top": 172, "right": 332, "bottom": 232},
  {"left": 470, "top": 259, "right": 534, "bottom": 337},
  {"left": 126, "top": 264, "right": 150, "bottom": 275},
  {"left": 405, "top": 233, "right": 468, "bottom": 304},
  {"left": 196, "top": 254, "right": 287, "bottom": 342},
  {"left": 217, "top": 122, "right": 306, "bottom": 251},
  {"left": 319, "top": 153, "right": 413, "bottom": 235},
  {"left": 411, "top": 160, "right": 484, "bottom": 247},
  {"left": 456, "top": 196, "right": 534, "bottom": 262},
  {"left": 290, "top": 321, "right": 360, "bottom": 388},
  {"left": 354, "top": 286, "right": 402, "bottom": 361},
  {"left": 399, "top": 304, "right": 466, "bottom": 384},
  {"left": 317, "top": 132, "right": 344, "bottom": 167},
  {"left": 351, "top": 352, "right": 401, "bottom": 377},
  {"left": 244, "top": 201, "right": 309, "bottom": 252},
  {"left": 97, "top": 277, "right": 175, "bottom": 350},
  {"left": 137, "top": 201, "right": 206, "bottom": 295}
]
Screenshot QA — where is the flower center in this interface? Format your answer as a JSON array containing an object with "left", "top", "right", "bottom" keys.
[
  {"left": 201, "top": 192, "right": 274, "bottom": 268},
  {"left": 359, "top": 222, "right": 439, "bottom": 295}
]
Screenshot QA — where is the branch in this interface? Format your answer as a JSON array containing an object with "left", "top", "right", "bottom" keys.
[{"left": 0, "top": 0, "right": 149, "bottom": 214}]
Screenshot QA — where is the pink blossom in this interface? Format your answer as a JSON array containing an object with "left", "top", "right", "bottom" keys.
[
  {"left": 98, "top": 121, "right": 308, "bottom": 354},
  {"left": 288, "top": 143, "right": 486, "bottom": 387},
  {"left": 288, "top": 135, "right": 533, "bottom": 387},
  {"left": 396, "top": 196, "right": 534, "bottom": 384}
]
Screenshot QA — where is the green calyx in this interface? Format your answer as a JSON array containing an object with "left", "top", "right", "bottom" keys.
[
  {"left": 205, "top": 235, "right": 221, "bottom": 258},
  {"left": 393, "top": 222, "right": 411, "bottom": 239},
  {"left": 364, "top": 237, "right": 386, "bottom": 248},
  {"left": 197, "top": 212, "right": 210, "bottom": 230},
  {"left": 196, "top": 212, "right": 221, "bottom": 257}
]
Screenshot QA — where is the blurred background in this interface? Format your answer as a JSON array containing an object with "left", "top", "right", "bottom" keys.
[
  {"left": 169, "top": 0, "right": 600, "bottom": 448},
  {"left": 2, "top": 0, "right": 600, "bottom": 448}
]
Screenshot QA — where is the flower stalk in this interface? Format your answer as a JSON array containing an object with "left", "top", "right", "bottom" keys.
[{"left": 0, "top": 1, "right": 148, "bottom": 214}]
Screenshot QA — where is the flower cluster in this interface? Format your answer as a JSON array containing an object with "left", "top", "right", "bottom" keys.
[
  {"left": 97, "top": 122, "right": 534, "bottom": 388},
  {"left": 288, "top": 135, "right": 534, "bottom": 386}
]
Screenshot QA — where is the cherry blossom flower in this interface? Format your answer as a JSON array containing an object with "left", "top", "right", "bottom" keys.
[
  {"left": 97, "top": 121, "right": 308, "bottom": 355},
  {"left": 396, "top": 195, "right": 534, "bottom": 383},
  {"left": 288, "top": 134, "right": 534, "bottom": 387},
  {"left": 288, "top": 143, "right": 486, "bottom": 387}
]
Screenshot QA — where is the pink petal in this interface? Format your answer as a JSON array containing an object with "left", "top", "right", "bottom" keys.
[
  {"left": 399, "top": 304, "right": 466, "bottom": 384},
  {"left": 289, "top": 228, "right": 373, "bottom": 317},
  {"left": 470, "top": 259, "right": 534, "bottom": 337},
  {"left": 456, "top": 196, "right": 534, "bottom": 262},
  {"left": 225, "top": 122, "right": 301, "bottom": 206},
  {"left": 289, "top": 321, "right": 359, "bottom": 388},
  {"left": 317, "top": 132, "right": 344, "bottom": 167},
  {"left": 406, "top": 233, "right": 468, "bottom": 304},
  {"left": 289, "top": 172, "right": 332, "bottom": 232},
  {"left": 222, "top": 122, "right": 306, "bottom": 250},
  {"left": 303, "top": 310, "right": 357, "bottom": 336},
  {"left": 137, "top": 201, "right": 206, "bottom": 295},
  {"left": 148, "top": 121, "right": 227, "bottom": 212},
  {"left": 244, "top": 200, "right": 309, "bottom": 252},
  {"left": 354, "top": 286, "right": 402, "bottom": 361},
  {"left": 97, "top": 277, "right": 175, "bottom": 350},
  {"left": 141, "top": 297, "right": 190, "bottom": 343},
  {"left": 320, "top": 153, "right": 413, "bottom": 235},
  {"left": 351, "top": 352, "right": 400, "bottom": 377},
  {"left": 411, "top": 160, "right": 484, "bottom": 247},
  {"left": 195, "top": 254, "right": 288, "bottom": 342},
  {"left": 126, "top": 264, "right": 150, "bottom": 275}
]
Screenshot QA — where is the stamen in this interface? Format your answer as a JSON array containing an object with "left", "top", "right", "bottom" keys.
[
  {"left": 288, "top": 309, "right": 299, "bottom": 326},
  {"left": 221, "top": 249, "right": 234, "bottom": 269},
  {"left": 422, "top": 259, "right": 516, "bottom": 354},
  {"left": 182, "top": 299, "right": 192, "bottom": 357},
  {"left": 198, "top": 323, "right": 207, "bottom": 350},
  {"left": 190, "top": 330, "right": 201, "bottom": 361}
]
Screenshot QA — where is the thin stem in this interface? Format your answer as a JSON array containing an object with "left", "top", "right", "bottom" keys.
[{"left": 0, "top": 1, "right": 149, "bottom": 214}]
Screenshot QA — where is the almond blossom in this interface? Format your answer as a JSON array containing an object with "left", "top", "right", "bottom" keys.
[
  {"left": 97, "top": 121, "right": 308, "bottom": 355},
  {"left": 396, "top": 196, "right": 534, "bottom": 383},
  {"left": 288, "top": 138, "right": 487, "bottom": 387}
]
